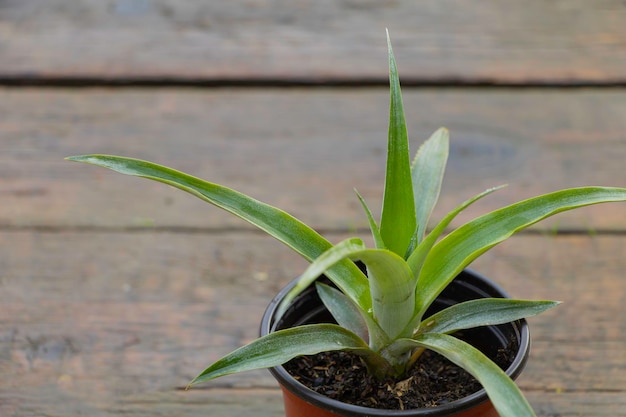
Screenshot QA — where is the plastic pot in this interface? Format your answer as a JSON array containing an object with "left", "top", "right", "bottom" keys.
[{"left": 260, "top": 269, "right": 530, "bottom": 417}]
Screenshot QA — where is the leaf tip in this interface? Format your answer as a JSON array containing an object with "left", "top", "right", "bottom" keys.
[
  {"left": 66, "top": 154, "right": 97, "bottom": 164},
  {"left": 386, "top": 29, "right": 395, "bottom": 62}
]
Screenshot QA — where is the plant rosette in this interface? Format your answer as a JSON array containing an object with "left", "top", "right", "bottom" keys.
[
  {"left": 67, "top": 31, "right": 626, "bottom": 417},
  {"left": 261, "top": 270, "right": 531, "bottom": 417}
]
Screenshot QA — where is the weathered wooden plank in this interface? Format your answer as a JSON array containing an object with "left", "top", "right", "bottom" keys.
[
  {"left": 2, "top": 88, "right": 626, "bottom": 231},
  {"left": 0, "top": 387, "right": 286, "bottom": 417},
  {"left": 5, "top": 388, "right": 626, "bottom": 417},
  {"left": 469, "top": 234, "right": 626, "bottom": 343},
  {"left": 1, "top": 1, "right": 626, "bottom": 83},
  {"left": 0, "top": 231, "right": 624, "bottom": 416},
  {"left": 6, "top": 388, "right": 624, "bottom": 417},
  {"left": 526, "top": 392, "right": 626, "bottom": 417},
  {"left": 520, "top": 341, "right": 626, "bottom": 393}
]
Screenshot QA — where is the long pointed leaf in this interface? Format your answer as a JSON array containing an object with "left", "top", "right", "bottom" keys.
[
  {"left": 189, "top": 324, "right": 376, "bottom": 386},
  {"left": 403, "top": 186, "right": 506, "bottom": 335},
  {"left": 395, "top": 333, "right": 537, "bottom": 417},
  {"left": 66, "top": 155, "right": 371, "bottom": 309},
  {"left": 316, "top": 282, "right": 390, "bottom": 351},
  {"left": 315, "top": 282, "right": 369, "bottom": 342},
  {"left": 411, "top": 127, "right": 449, "bottom": 243},
  {"left": 355, "top": 188, "right": 385, "bottom": 249},
  {"left": 379, "top": 30, "right": 416, "bottom": 257},
  {"left": 420, "top": 298, "right": 560, "bottom": 335},
  {"left": 416, "top": 187, "right": 626, "bottom": 318},
  {"left": 406, "top": 185, "right": 506, "bottom": 277}
]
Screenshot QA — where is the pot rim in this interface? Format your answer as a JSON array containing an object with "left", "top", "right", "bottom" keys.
[{"left": 260, "top": 268, "right": 531, "bottom": 416}]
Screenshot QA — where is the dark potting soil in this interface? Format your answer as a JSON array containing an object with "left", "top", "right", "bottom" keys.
[{"left": 284, "top": 340, "right": 515, "bottom": 411}]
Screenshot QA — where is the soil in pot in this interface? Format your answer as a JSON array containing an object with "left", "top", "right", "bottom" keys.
[{"left": 283, "top": 334, "right": 516, "bottom": 411}]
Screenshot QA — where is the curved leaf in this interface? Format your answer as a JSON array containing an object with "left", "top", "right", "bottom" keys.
[
  {"left": 406, "top": 185, "right": 506, "bottom": 278},
  {"left": 411, "top": 127, "right": 449, "bottom": 243},
  {"left": 277, "top": 238, "right": 369, "bottom": 317},
  {"left": 66, "top": 155, "right": 371, "bottom": 310},
  {"left": 189, "top": 324, "right": 378, "bottom": 386},
  {"left": 391, "top": 333, "right": 537, "bottom": 417},
  {"left": 415, "top": 187, "right": 626, "bottom": 319},
  {"left": 315, "top": 282, "right": 369, "bottom": 342},
  {"left": 316, "top": 282, "right": 390, "bottom": 352},
  {"left": 419, "top": 298, "right": 560, "bottom": 335},
  {"left": 355, "top": 188, "right": 385, "bottom": 250},
  {"left": 358, "top": 248, "right": 416, "bottom": 340},
  {"left": 278, "top": 237, "right": 416, "bottom": 340}
]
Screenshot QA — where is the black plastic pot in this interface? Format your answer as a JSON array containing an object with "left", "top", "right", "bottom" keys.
[{"left": 260, "top": 269, "right": 530, "bottom": 417}]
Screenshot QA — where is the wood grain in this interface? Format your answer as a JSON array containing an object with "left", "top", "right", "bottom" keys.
[
  {"left": 1, "top": 1, "right": 626, "bottom": 83},
  {"left": 2, "top": 88, "right": 625, "bottom": 231}
]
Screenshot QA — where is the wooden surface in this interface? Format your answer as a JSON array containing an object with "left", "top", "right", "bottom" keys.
[
  {"left": 1, "top": 3, "right": 625, "bottom": 417},
  {"left": 2, "top": 0, "right": 626, "bottom": 83}
]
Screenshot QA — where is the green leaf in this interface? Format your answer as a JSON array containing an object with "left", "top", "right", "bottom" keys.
[
  {"left": 406, "top": 185, "right": 506, "bottom": 278},
  {"left": 189, "top": 324, "right": 377, "bottom": 386},
  {"left": 397, "top": 333, "right": 537, "bottom": 417},
  {"left": 419, "top": 298, "right": 560, "bottom": 335},
  {"left": 315, "top": 282, "right": 369, "bottom": 342},
  {"left": 359, "top": 248, "right": 416, "bottom": 340},
  {"left": 277, "top": 237, "right": 369, "bottom": 317},
  {"left": 402, "top": 224, "right": 420, "bottom": 260},
  {"left": 66, "top": 155, "right": 371, "bottom": 310},
  {"left": 279, "top": 237, "right": 416, "bottom": 340},
  {"left": 379, "top": 30, "right": 416, "bottom": 257},
  {"left": 316, "top": 282, "right": 390, "bottom": 352},
  {"left": 411, "top": 127, "right": 449, "bottom": 243},
  {"left": 355, "top": 189, "right": 385, "bottom": 250},
  {"left": 415, "top": 187, "right": 626, "bottom": 319}
]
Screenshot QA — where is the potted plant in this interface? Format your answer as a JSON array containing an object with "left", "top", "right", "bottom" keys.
[{"left": 67, "top": 32, "right": 626, "bottom": 417}]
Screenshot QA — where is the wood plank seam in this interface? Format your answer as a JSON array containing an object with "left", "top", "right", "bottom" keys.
[
  {"left": 0, "top": 225, "right": 624, "bottom": 236},
  {"left": 3, "top": 76, "right": 626, "bottom": 89}
]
